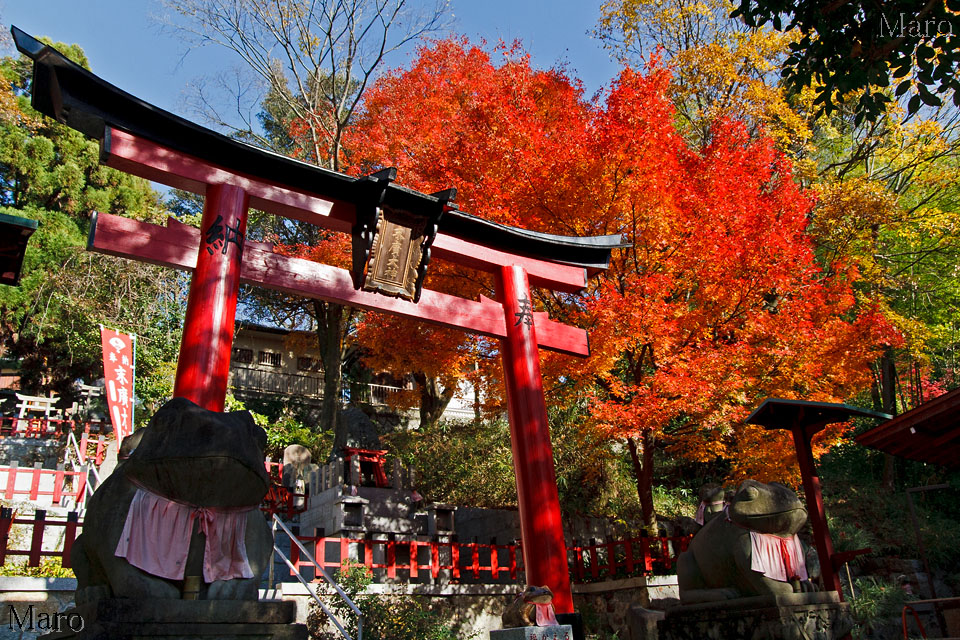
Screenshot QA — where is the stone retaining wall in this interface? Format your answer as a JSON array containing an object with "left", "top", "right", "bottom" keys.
[{"left": 0, "top": 575, "right": 676, "bottom": 639}]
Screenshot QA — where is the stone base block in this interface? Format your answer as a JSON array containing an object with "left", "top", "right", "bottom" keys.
[
  {"left": 657, "top": 592, "right": 853, "bottom": 640},
  {"left": 41, "top": 599, "right": 308, "bottom": 640},
  {"left": 490, "top": 625, "right": 575, "bottom": 640}
]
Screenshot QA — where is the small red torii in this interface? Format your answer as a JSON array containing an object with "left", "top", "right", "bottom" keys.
[{"left": 15, "top": 27, "right": 625, "bottom": 615}]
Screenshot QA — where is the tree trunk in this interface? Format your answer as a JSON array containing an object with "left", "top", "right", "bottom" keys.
[
  {"left": 315, "top": 299, "right": 346, "bottom": 459},
  {"left": 413, "top": 372, "right": 455, "bottom": 427},
  {"left": 627, "top": 433, "right": 658, "bottom": 534},
  {"left": 880, "top": 348, "right": 898, "bottom": 492}
]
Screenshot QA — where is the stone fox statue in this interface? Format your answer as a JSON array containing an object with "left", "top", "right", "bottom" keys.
[
  {"left": 502, "top": 585, "right": 558, "bottom": 628},
  {"left": 677, "top": 479, "right": 818, "bottom": 604},
  {"left": 71, "top": 397, "right": 273, "bottom": 604}
]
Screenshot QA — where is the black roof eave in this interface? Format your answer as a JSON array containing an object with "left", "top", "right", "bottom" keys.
[
  {"left": 13, "top": 26, "right": 627, "bottom": 272},
  {"left": 746, "top": 397, "right": 891, "bottom": 430}
]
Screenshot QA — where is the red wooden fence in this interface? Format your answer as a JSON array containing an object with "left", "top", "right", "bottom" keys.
[
  {"left": 0, "top": 417, "right": 74, "bottom": 439},
  {"left": 0, "top": 462, "right": 88, "bottom": 506},
  {"left": 286, "top": 534, "right": 690, "bottom": 584},
  {"left": 76, "top": 429, "right": 109, "bottom": 467},
  {"left": 569, "top": 536, "right": 691, "bottom": 582},
  {"left": 289, "top": 535, "right": 524, "bottom": 583},
  {"left": 0, "top": 508, "right": 82, "bottom": 568},
  {"left": 0, "top": 507, "right": 689, "bottom": 585},
  {"left": 260, "top": 484, "right": 308, "bottom": 519}
]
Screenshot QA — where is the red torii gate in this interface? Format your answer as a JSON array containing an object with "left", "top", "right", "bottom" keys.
[{"left": 15, "top": 27, "right": 625, "bottom": 614}]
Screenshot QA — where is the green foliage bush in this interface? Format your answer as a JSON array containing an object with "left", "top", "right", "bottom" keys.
[
  {"left": 847, "top": 577, "right": 913, "bottom": 639},
  {"left": 0, "top": 557, "right": 74, "bottom": 578},
  {"left": 310, "top": 561, "right": 470, "bottom": 640}
]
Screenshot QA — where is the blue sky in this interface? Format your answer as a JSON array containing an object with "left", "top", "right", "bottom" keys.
[{"left": 1, "top": 0, "right": 623, "bottom": 121}]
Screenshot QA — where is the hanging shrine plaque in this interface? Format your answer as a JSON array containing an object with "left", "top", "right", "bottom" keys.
[{"left": 363, "top": 207, "right": 427, "bottom": 300}]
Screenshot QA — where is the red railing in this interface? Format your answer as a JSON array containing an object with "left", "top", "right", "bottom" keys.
[
  {"left": 264, "top": 459, "right": 284, "bottom": 483},
  {"left": 76, "top": 429, "right": 110, "bottom": 467},
  {"left": 1, "top": 462, "right": 88, "bottom": 506},
  {"left": 288, "top": 535, "right": 523, "bottom": 583},
  {"left": 570, "top": 535, "right": 691, "bottom": 582},
  {"left": 0, "top": 508, "right": 82, "bottom": 568},
  {"left": 0, "top": 417, "right": 74, "bottom": 439},
  {"left": 0, "top": 508, "right": 688, "bottom": 585},
  {"left": 260, "top": 484, "right": 308, "bottom": 519},
  {"left": 286, "top": 534, "right": 690, "bottom": 584}
]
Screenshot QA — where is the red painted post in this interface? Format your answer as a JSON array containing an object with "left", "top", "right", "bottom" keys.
[
  {"left": 792, "top": 427, "right": 843, "bottom": 597},
  {"left": 29, "top": 510, "right": 45, "bottom": 566},
  {"left": 497, "top": 264, "right": 574, "bottom": 614},
  {"left": 430, "top": 542, "right": 440, "bottom": 579},
  {"left": 491, "top": 544, "right": 500, "bottom": 579},
  {"left": 173, "top": 183, "right": 249, "bottom": 411},
  {"left": 364, "top": 538, "right": 373, "bottom": 570},
  {"left": 409, "top": 541, "right": 418, "bottom": 579},
  {"left": 4, "top": 462, "right": 17, "bottom": 500},
  {"left": 0, "top": 507, "right": 13, "bottom": 565},
  {"left": 61, "top": 511, "right": 79, "bottom": 568},
  {"left": 386, "top": 539, "right": 396, "bottom": 579},
  {"left": 29, "top": 463, "right": 41, "bottom": 500},
  {"left": 53, "top": 464, "right": 64, "bottom": 504},
  {"left": 75, "top": 466, "right": 88, "bottom": 505}
]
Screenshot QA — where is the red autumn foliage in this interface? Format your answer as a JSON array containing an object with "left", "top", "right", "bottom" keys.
[{"left": 287, "top": 38, "right": 900, "bottom": 510}]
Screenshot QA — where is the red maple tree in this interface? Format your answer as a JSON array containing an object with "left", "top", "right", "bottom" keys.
[{"left": 290, "top": 38, "right": 898, "bottom": 526}]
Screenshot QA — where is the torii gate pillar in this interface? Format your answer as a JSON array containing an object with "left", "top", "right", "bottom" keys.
[
  {"left": 498, "top": 265, "right": 574, "bottom": 614},
  {"left": 173, "top": 184, "right": 249, "bottom": 412}
]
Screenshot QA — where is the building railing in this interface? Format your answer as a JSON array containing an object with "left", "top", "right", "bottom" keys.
[
  {"left": 230, "top": 367, "right": 411, "bottom": 410},
  {"left": 347, "top": 383, "right": 405, "bottom": 407},
  {"left": 229, "top": 367, "right": 324, "bottom": 398}
]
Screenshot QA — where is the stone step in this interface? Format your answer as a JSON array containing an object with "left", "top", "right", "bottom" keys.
[{"left": 41, "top": 598, "right": 308, "bottom": 640}]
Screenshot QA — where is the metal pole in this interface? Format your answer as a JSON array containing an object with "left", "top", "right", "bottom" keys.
[
  {"left": 173, "top": 183, "right": 249, "bottom": 411},
  {"left": 497, "top": 264, "right": 573, "bottom": 614}
]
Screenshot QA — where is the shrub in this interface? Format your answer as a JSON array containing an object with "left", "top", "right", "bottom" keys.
[{"left": 309, "top": 561, "right": 471, "bottom": 640}]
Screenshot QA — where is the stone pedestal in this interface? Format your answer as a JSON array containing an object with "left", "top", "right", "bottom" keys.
[
  {"left": 41, "top": 599, "right": 307, "bottom": 640},
  {"left": 657, "top": 592, "right": 853, "bottom": 640},
  {"left": 490, "top": 625, "right": 574, "bottom": 640}
]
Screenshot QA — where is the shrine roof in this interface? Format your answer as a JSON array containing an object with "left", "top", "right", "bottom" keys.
[
  {"left": 747, "top": 398, "right": 890, "bottom": 432},
  {"left": 855, "top": 387, "right": 960, "bottom": 470},
  {"left": 14, "top": 27, "right": 627, "bottom": 273}
]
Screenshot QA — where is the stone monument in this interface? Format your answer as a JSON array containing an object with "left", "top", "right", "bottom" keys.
[
  {"left": 654, "top": 480, "right": 853, "bottom": 640},
  {"left": 47, "top": 398, "right": 307, "bottom": 639}
]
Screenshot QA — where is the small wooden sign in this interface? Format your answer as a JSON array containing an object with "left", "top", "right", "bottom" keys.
[{"left": 363, "top": 207, "right": 427, "bottom": 301}]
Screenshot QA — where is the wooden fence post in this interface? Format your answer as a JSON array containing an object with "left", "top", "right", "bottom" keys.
[
  {"left": 29, "top": 462, "right": 42, "bottom": 501},
  {"left": 4, "top": 461, "right": 18, "bottom": 500},
  {"left": 61, "top": 511, "right": 80, "bottom": 568},
  {"left": 29, "top": 510, "right": 45, "bottom": 567},
  {"left": 0, "top": 507, "right": 13, "bottom": 565},
  {"left": 53, "top": 464, "right": 65, "bottom": 505}
]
